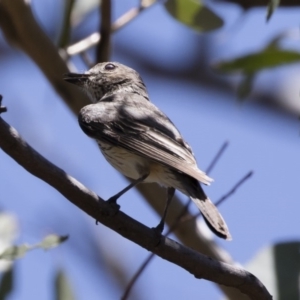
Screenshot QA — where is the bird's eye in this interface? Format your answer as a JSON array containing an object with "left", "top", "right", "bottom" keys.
[{"left": 104, "top": 63, "right": 116, "bottom": 71}]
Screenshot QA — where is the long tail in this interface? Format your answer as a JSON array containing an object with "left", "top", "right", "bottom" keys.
[{"left": 190, "top": 196, "right": 232, "bottom": 240}]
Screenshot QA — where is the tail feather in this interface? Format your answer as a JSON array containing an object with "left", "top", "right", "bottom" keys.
[{"left": 191, "top": 196, "right": 232, "bottom": 240}]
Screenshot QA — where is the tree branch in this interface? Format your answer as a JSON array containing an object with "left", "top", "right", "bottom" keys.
[
  {"left": 220, "top": 0, "right": 298, "bottom": 9},
  {"left": 96, "top": 0, "right": 111, "bottom": 63},
  {"left": 0, "top": 116, "right": 272, "bottom": 300},
  {"left": 0, "top": 0, "right": 90, "bottom": 115},
  {"left": 0, "top": 95, "right": 7, "bottom": 113}
]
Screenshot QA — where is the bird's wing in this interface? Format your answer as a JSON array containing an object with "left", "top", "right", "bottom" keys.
[{"left": 79, "top": 93, "right": 212, "bottom": 185}]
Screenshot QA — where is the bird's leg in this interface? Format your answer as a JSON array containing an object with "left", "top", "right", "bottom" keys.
[
  {"left": 155, "top": 187, "right": 175, "bottom": 233},
  {"left": 96, "top": 173, "right": 149, "bottom": 224},
  {"left": 107, "top": 173, "right": 149, "bottom": 204}
]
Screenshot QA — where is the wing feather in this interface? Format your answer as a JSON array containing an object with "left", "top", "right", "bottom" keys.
[
  {"left": 79, "top": 93, "right": 213, "bottom": 185},
  {"left": 83, "top": 120, "right": 212, "bottom": 185}
]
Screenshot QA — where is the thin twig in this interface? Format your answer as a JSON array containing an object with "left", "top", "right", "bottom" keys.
[
  {"left": 111, "top": 7, "right": 143, "bottom": 32},
  {"left": 206, "top": 141, "right": 229, "bottom": 175},
  {"left": 0, "top": 95, "right": 7, "bottom": 114},
  {"left": 57, "top": 0, "right": 75, "bottom": 48},
  {"left": 181, "top": 171, "right": 253, "bottom": 224},
  {"left": 215, "top": 171, "right": 253, "bottom": 207},
  {"left": 121, "top": 254, "right": 154, "bottom": 300},
  {"left": 66, "top": 1, "right": 158, "bottom": 56},
  {"left": 67, "top": 32, "right": 100, "bottom": 56},
  {"left": 96, "top": 0, "right": 111, "bottom": 63},
  {"left": 80, "top": 51, "right": 94, "bottom": 69}
]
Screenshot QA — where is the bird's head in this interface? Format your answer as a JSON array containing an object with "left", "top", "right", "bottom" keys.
[{"left": 64, "top": 62, "right": 147, "bottom": 102}]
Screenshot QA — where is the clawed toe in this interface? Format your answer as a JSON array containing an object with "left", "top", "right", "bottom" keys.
[
  {"left": 106, "top": 195, "right": 118, "bottom": 204},
  {"left": 152, "top": 220, "right": 164, "bottom": 234},
  {"left": 95, "top": 198, "right": 120, "bottom": 225}
]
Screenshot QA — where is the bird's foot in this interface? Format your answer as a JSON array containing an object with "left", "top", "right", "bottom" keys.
[
  {"left": 105, "top": 196, "right": 120, "bottom": 215},
  {"left": 95, "top": 197, "right": 120, "bottom": 225},
  {"left": 106, "top": 195, "right": 119, "bottom": 204},
  {"left": 153, "top": 220, "right": 165, "bottom": 234},
  {"left": 151, "top": 221, "right": 165, "bottom": 246}
]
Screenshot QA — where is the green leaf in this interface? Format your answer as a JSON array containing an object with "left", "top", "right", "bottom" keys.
[
  {"left": 0, "top": 267, "right": 14, "bottom": 300},
  {"left": 0, "top": 235, "right": 68, "bottom": 261},
  {"left": 55, "top": 270, "right": 75, "bottom": 300},
  {"left": 266, "top": 0, "right": 280, "bottom": 22},
  {"left": 215, "top": 49, "right": 300, "bottom": 74},
  {"left": 164, "top": 0, "right": 223, "bottom": 32}
]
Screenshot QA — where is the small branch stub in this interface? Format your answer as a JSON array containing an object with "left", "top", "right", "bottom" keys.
[{"left": 0, "top": 95, "right": 7, "bottom": 114}]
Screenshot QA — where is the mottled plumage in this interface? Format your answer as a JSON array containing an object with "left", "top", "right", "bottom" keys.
[{"left": 64, "top": 62, "right": 231, "bottom": 240}]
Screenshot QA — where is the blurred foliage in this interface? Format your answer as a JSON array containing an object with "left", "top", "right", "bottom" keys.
[
  {"left": 70, "top": 0, "right": 99, "bottom": 25},
  {"left": 141, "top": 0, "right": 157, "bottom": 8},
  {"left": 215, "top": 49, "right": 300, "bottom": 74},
  {"left": 55, "top": 269, "right": 76, "bottom": 300},
  {"left": 0, "top": 267, "right": 14, "bottom": 300},
  {"left": 266, "top": 0, "right": 280, "bottom": 21},
  {"left": 164, "top": 0, "right": 223, "bottom": 32},
  {"left": 246, "top": 241, "right": 300, "bottom": 300},
  {"left": 58, "top": 0, "right": 75, "bottom": 47},
  {"left": 214, "top": 30, "right": 300, "bottom": 99},
  {"left": 0, "top": 235, "right": 68, "bottom": 261}
]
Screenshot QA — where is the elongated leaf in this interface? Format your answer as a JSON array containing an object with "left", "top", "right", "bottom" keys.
[
  {"left": 164, "top": 0, "right": 223, "bottom": 32},
  {"left": 0, "top": 235, "right": 68, "bottom": 261},
  {"left": 215, "top": 49, "right": 300, "bottom": 74},
  {"left": 0, "top": 245, "right": 28, "bottom": 260},
  {"left": 266, "top": 0, "right": 280, "bottom": 22},
  {"left": 58, "top": 0, "right": 75, "bottom": 47},
  {"left": 0, "top": 213, "right": 18, "bottom": 272},
  {"left": 55, "top": 270, "right": 75, "bottom": 300},
  {"left": 0, "top": 267, "right": 14, "bottom": 300},
  {"left": 40, "top": 235, "right": 68, "bottom": 250}
]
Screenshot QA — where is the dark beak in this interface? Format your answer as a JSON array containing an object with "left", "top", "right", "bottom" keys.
[{"left": 63, "top": 73, "right": 89, "bottom": 85}]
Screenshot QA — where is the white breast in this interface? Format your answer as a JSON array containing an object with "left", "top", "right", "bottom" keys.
[
  {"left": 98, "top": 141, "right": 149, "bottom": 180},
  {"left": 97, "top": 141, "right": 189, "bottom": 194}
]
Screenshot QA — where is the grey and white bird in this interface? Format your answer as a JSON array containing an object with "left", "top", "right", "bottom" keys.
[{"left": 64, "top": 62, "right": 231, "bottom": 240}]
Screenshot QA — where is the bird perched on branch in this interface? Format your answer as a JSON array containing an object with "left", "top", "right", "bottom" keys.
[{"left": 64, "top": 62, "right": 231, "bottom": 240}]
